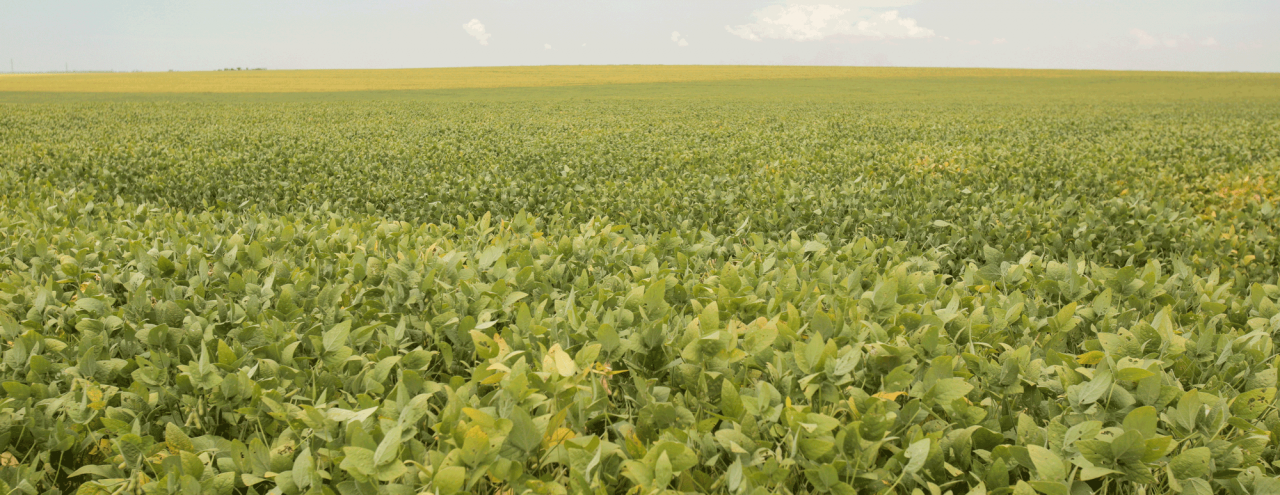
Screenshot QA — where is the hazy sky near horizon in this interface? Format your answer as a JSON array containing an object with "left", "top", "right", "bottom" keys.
[{"left": 2, "top": 0, "right": 1277, "bottom": 73}]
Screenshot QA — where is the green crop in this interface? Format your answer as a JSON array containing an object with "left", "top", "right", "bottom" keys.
[{"left": 1, "top": 70, "right": 1279, "bottom": 494}]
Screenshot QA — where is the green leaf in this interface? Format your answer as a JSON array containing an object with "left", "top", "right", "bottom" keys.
[
  {"left": 596, "top": 323, "right": 620, "bottom": 353},
  {"left": 165, "top": 423, "right": 195, "bottom": 453},
  {"left": 2, "top": 382, "right": 31, "bottom": 400},
  {"left": 1181, "top": 478, "right": 1214, "bottom": 495},
  {"left": 156, "top": 300, "right": 185, "bottom": 327},
  {"left": 322, "top": 345, "right": 353, "bottom": 369},
  {"left": 726, "top": 459, "right": 744, "bottom": 492},
  {"left": 374, "top": 426, "right": 403, "bottom": 466},
  {"left": 74, "top": 297, "right": 108, "bottom": 316},
  {"left": 180, "top": 474, "right": 201, "bottom": 495},
  {"left": 292, "top": 447, "right": 314, "bottom": 489},
  {"left": 0, "top": 312, "right": 19, "bottom": 339},
  {"left": 1028, "top": 445, "right": 1065, "bottom": 481},
  {"left": 323, "top": 320, "right": 352, "bottom": 352},
  {"left": 216, "top": 339, "right": 236, "bottom": 367},
  {"left": 398, "top": 393, "right": 432, "bottom": 427},
  {"left": 203, "top": 472, "right": 235, "bottom": 495},
  {"left": 1054, "top": 302, "right": 1078, "bottom": 330},
  {"left": 1141, "top": 436, "right": 1173, "bottom": 463},
  {"left": 1231, "top": 387, "right": 1275, "bottom": 420},
  {"left": 339, "top": 447, "right": 376, "bottom": 477},
  {"left": 117, "top": 434, "right": 144, "bottom": 471},
  {"left": 743, "top": 320, "right": 778, "bottom": 355},
  {"left": 1079, "top": 465, "right": 1120, "bottom": 481},
  {"left": 1109, "top": 430, "right": 1146, "bottom": 464},
  {"left": 478, "top": 245, "right": 504, "bottom": 269},
  {"left": 644, "top": 279, "right": 667, "bottom": 313},
  {"left": 1076, "top": 372, "right": 1113, "bottom": 406},
  {"left": 654, "top": 451, "right": 673, "bottom": 488},
  {"left": 873, "top": 277, "right": 898, "bottom": 310},
  {"left": 811, "top": 311, "right": 833, "bottom": 339},
  {"left": 644, "top": 441, "right": 697, "bottom": 473},
  {"left": 370, "top": 355, "right": 401, "bottom": 383},
  {"left": 179, "top": 451, "right": 203, "bottom": 478},
  {"left": 1029, "top": 481, "right": 1070, "bottom": 495},
  {"left": 1115, "top": 367, "right": 1155, "bottom": 382},
  {"left": 1063, "top": 421, "right": 1102, "bottom": 451},
  {"left": 720, "top": 378, "right": 743, "bottom": 420},
  {"left": 433, "top": 466, "right": 466, "bottom": 494},
  {"left": 904, "top": 438, "right": 930, "bottom": 474},
  {"left": 1169, "top": 447, "right": 1211, "bottom": 479},
  {"left": 928, "top": 377, "right": 973, "bottom": 406},
  {"left": 799, "top": 438, "right": 834, "bottom": 459},
  {"left": 401, "top": 348, "right": 434, "bottom": 370},
  {"left": 700, "top": 301, "right": 720, "bottom": 331},
  {"left": 1092, "top": 288, "right": 1114, "bottom": 315},
  {"left": 373, "top": 459, "right": 407, "bottom": 482},
  {"left": 1122, "top": 406, "right": 1158, "bottom": 438},
  {"left": 67, "top": 464, "right": 119, "bottom": 480},
  {"left": 505, "top": 406, "right": 542, "bottom": 454}
]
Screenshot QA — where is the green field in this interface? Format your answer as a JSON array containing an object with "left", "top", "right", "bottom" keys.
[{"left": 2, "top": 67, "right": 1280, "bottom": 494}]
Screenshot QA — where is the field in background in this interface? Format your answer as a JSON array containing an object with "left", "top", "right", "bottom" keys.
[
  {"left": 2, "top": 67, "right": 1280, "bottom": 494},
  {"left": 2, "top": 64, "right": 1279, "bottom": 95}
]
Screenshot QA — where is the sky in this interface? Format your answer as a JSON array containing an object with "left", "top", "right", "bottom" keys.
[{"left": 2, "top": 0, "right": 1277, "bottom": 73}]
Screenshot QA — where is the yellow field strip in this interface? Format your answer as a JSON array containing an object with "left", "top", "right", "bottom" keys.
[{"left": 1, "top": 65, "right": 1269, "bottom": 93}]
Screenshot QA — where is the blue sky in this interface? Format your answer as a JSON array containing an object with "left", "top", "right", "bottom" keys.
[{"left": 2, "top": 0, "right": 1277, "bottom": 73}]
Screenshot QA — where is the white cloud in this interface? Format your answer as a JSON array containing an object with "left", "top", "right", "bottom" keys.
[
  {"left": 992, "top": 38, "right": 1006, "bottom": 44},
  {"left": 463, "top": 19, "right": 490, "bottom": 46},
  {"left": 1130, "top": 28, "right": 1158, "bottom": 47},
  {"left": 545, "top": 43, "right": 552, "bottom": 50},
  {"left": 671, "top": 31, "right": 689, "bottom": 47},
  {"left": 726, "top": 2, "right": 935, "bottom": 42},
  {"left": 787, "top": 0, "right": 919, "bottom": 8},
  {"left": 1131, "top": 29, "right": 1220, "bottom": 50}
]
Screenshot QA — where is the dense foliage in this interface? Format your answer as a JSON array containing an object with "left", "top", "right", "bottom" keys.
[{"left": 1, "top": 73, "right": 1280, "bottom": 495}]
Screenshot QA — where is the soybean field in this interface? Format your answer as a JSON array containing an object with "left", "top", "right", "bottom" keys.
[{"left": 1, "top": 66, "right": 1280, "bottom": 495}]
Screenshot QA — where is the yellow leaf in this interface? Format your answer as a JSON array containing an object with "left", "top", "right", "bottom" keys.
[
  {"left": 1076, "top": 351, "right": 1105, "bottom": 366},
  {"left": 544, "top": 344, "right": 576, "bottom": 377},
  {"left": 480, "top": 371, "right": 506, "bottom": 385},
  {"left": 465, "top": 425, "right": 490, "bottom": 444},
  {"left": 487, "top": 362, "right": 511, "bottom": 373},
  {"left": 543, "top": 427, "right": 576, "bottom": 449},
  {"left": 873, "top": 391, "right": 906, "bottom": 401}
]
